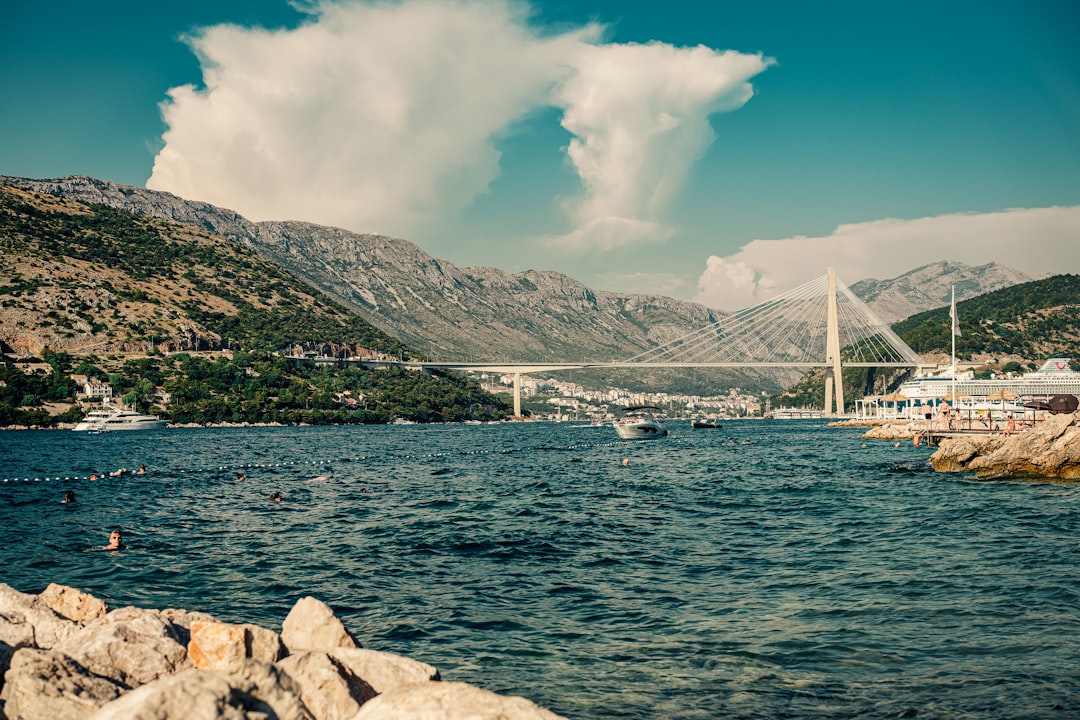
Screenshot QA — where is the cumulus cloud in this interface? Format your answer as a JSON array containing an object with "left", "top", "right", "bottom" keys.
[
  {"left": 693, "top": 206, "right": 1080, "bottom": 311},
  {"left": 148, "top": 0, "right": 769, "bottom": 247},
  {"left": 550, "top": 42, "right": 771, "bottom": 252}
]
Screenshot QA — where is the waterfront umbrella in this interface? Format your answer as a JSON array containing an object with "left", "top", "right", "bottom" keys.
[
  {"left": 1048, "top": 394, "right": 1079, "bottom": 414},
  {"left": 881, "top": 392, "right": 909, "bottom": 402},
  {"left": 987, "top": 389, "right": 1020, "bottom": 416},
  {"left": 940, "top": 391, "right": 969, "bottom": 403},
  {"left": 1023, "top": 400, "right": 1052, "bottom": 411},
  {"left": 986, "top": 390, "right": 1019, "bottom": 401}
]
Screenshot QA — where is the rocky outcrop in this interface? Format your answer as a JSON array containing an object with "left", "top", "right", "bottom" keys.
[
  {"left": 0, "top": 583, "right": 566, "bottom": 720},
  {"left": 929, "top": 412, "right": 1080, "bottom": 480}
]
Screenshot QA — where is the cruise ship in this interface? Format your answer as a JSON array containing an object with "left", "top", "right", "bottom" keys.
[{"left": 895, "top": 358, "right": 1080, "bottom": 405}]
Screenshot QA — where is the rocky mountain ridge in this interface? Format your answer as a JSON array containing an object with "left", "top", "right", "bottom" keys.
[
  {"left": 849, "top": 260, "right": 1035, "bottom": 323},
  {"left": 1, "top": 175, "right": 724, "bottom": 363}
]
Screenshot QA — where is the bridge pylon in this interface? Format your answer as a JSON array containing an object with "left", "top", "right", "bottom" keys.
[{"left": 824, "top": 266, "right": 844, "bottom": 416}]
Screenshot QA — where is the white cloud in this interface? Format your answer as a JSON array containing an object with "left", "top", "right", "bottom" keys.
[
  {"left": 147, "top": 0, "right": 769, "bottom": 249},
  {"left": 149, "top": 0, "right": 596, "bottom": 236},
  {"left": 693, "top": 206, "right": 1080, "bottom": 311},
  {"left": 552, "top": 42, "right": 771, "bottom": 251}
]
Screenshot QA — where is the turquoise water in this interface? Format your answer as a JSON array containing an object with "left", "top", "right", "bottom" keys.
[{"left": 2, "top": 420, "right": 1078, "bottom": 718}]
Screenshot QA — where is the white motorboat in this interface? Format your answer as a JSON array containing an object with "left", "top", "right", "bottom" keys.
[
  {"left": 73, "top": 406, "right": 169, "bottom": 432},
  {"left": 614, "top": 406, "right": 668, "bottom": 440}
]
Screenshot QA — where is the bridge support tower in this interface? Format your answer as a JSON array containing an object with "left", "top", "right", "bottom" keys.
[{"left": 824, "top": 266, "right": 845, "bottom": 416}]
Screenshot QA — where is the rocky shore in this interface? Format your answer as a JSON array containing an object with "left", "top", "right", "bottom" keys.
[
  {"left": 928, "top": 411, "right": 1080, "bottom": 481},
  {"left": 0, "top": 583, "right": 565, "bottom": 720}
]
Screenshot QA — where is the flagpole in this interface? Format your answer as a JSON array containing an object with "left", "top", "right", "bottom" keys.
[{"left": 951, "top": 285, "right": 957, "bottom": 410}]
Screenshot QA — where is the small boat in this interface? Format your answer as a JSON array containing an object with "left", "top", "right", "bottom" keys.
[
  {"left": 73, "top": 406, "right": 169, "bottom": 432},
  {"left": 691, "top": 417, "right": 723, "bottom": 429},
  {"left": 614, "top": 405, "right": 668, "bottom": 440}
]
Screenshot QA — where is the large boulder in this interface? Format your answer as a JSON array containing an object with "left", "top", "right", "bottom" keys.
[
  {"left": 280, "top": 597, "right": 360, "bottom": 653},
  {"left": 53, "top": 606, "right": 190, "bottom": 688},
  {"left": 0, "top": 648, "right": 125, "bottom": 720},
  {"left": 930, "top": 412, "right": 1080, "bottom": 479},
  {"left": 38, "top": 584, "right": 108, "bottom": 623},
  {"left": 90, "top": 661, "right": 313, "bottom": 720},
  {"left": 188, "top": 620, "right": 285, "bottom": 670},
  {"left": 277, "top": 651, "right": 376, "bottom": 720},
  {"left": 354, "top": 681, "right": 567, "bottom": 720},
  {"left": 0, "top": 584, "right": 79, "bottom": 649},
  {"left": 328, "top": 647, "right": 440, "bottom": 694}
]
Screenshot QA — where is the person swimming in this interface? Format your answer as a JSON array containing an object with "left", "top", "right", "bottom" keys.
[
  {"left": 62, "top": 490, "right": 75, "bottom": 504},
  {"left": 269, "top": 492, "right": 283, "bottom": 502},
  {"left": 102, "top": 530, "right": 126, "bottom": 550}
]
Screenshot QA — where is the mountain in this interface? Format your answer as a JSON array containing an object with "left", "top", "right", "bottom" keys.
[
  {"left": 1, "top": 175, "right": 725, "bottom": 365},
  {"left": 848, "top": 260, "right": 1036, "bottom": 323},
  {"left": 0, "top": 183, "right": 405, "bottom": 358}
]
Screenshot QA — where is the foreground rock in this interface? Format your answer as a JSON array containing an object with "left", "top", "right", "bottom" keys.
[
  {"left": 929, "top": 412, "right": 1080, "bottom": 480},
  {"left": 0, "top": 584, "right": 567, "bottom": 720}
]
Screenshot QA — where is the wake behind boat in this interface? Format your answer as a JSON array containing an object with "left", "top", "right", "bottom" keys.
[
  {"left": 614, "top": 405, "right": 668, "bottom": 440},
  {"left": 73, "top": 406, "right": 169, "bottom": 432}
]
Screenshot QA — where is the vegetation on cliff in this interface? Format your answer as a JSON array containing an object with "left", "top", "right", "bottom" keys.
[{"left": 0, "top": 186, "right": 510, "bottom": 427}]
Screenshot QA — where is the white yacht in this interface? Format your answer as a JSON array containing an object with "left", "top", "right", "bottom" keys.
[
  {"left": 73, "top": 406, "right": 169, "bottom": 432},
  {"left": 614, "top": 406, "right": 668, "bottom": 440}
]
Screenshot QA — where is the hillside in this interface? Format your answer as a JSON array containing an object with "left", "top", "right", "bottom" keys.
[
  {"left": 0, "top": 175, "right": 728, "bottom": 363},
  {"left": 0, "top": 184, "right": 509, "bottom": 426},
  {"left": 0, "top": 184, "right": 407, "bottom": 358}
]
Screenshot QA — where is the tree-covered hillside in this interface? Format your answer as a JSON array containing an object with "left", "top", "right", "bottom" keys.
[{"left": 0, "top": 185, "right": 511, "bottom": 427}]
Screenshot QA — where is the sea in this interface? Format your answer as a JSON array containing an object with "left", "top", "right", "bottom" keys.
[{"left": 2, "top": 420, "right": 1078, "bottom": 719}]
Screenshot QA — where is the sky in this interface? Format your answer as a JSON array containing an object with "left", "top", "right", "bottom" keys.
[{"left": 2, "top": 0, "right": 1079, "bottom": 310}]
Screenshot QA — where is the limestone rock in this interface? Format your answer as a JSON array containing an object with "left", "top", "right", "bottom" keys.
[
  {"left": 221, "top": 659, "right": 315, "bottom": 720},
  {"left": 39, "top": 583, "right": 108, "bottom": 623},
  {"left": 90, "top": 662, "right": 312, "bottom": 720},
  {"left": 277, "top": 651, "right": 376, "bottom": 720},
  {"left": 354, "top": 681, "right": 567, "bottom": 720},
  {"left": 930, "top": 412, "right": 1080, "bottom": 479},
  {"left": 328, "top": 647, "right": 440, "bottom": 694},
  {"left": 0, "top": 648, "right": 124, "bottom": 720},
  {"left": 156, "top": 608, "right": 220, "bottom": 646},
  {"left": 54, "top": 606, "right": 190, "bottom": 688},
  {"left": 863, "top": 422, "right": 917, "bottom": 440},
  {"left": 0, "top": 583, "right": 79, "bottom": 649},
  {"left": 0, "top": 640, "right": 14, "bottom": 694},
  {"left": 281, "top": 597, "right": 360, "bottom": 653},
  {"left": 188, "top": 620, "right": 285, "bottom": 670}
]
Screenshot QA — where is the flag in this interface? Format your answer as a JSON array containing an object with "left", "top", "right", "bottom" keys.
[{"left": 950, "top": 294, "right": 962, "bottom": 337}]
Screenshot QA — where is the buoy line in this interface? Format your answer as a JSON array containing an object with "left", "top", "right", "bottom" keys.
[{"left": 1, "top": 437, "right": 648, "bottom": 484}]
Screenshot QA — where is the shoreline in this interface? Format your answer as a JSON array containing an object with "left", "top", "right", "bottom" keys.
[{"left": 0, "top": 582, "right": 565, "bottom": 720}]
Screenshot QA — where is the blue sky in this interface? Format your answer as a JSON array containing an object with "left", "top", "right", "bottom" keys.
[{"left": 2, "top": 0, "right": 1078, "bottom": 309}]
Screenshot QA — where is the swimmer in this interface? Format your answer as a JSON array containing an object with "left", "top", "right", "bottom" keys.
[
  {"left": 236, "top": 472, "right": 246, "bottom": 482},
  {"left": 109, "top": 468, "right": 126, "bottom": 477},
  {"left": 136, "top": 465, "right": 147, "bottom": 475},
  {"left": 622, "top": 458, "right": 630, "bottom": 466},
  {"left": 102, "top": 530, "right": 126, "bottom": 550},
  {"left": 62, "top": 490, "right": 75, "bottom": 504},
  {"left": 269, "top": 492, "right": 283, "bottom": 502},
  {"left": 89, "top": 473, "right": 99, "bottom": 481}
]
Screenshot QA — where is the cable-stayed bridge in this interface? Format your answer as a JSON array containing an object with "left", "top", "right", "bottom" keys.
[{"left": 405, "top": 268, "right": 923, "bottom": 418}]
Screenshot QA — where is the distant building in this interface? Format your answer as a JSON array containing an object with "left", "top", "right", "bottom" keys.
[{"left": 71, "top": 374, "right": 113, "bottom": 402}]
